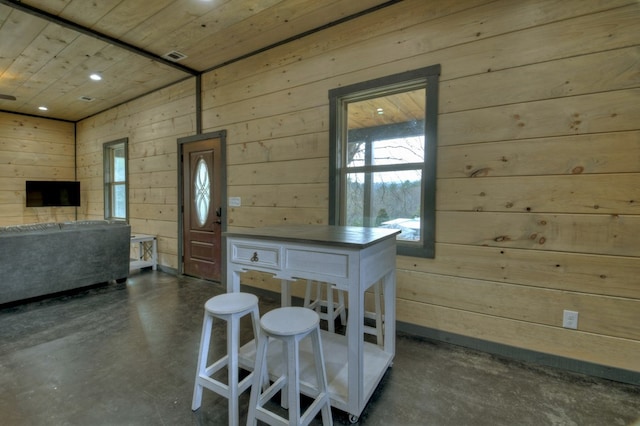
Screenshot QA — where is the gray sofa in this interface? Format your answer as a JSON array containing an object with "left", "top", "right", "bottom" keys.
[{"left": 0, "top": 220, "right": 131, "bottom": 305}]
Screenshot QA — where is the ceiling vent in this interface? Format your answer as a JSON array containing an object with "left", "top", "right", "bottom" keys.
[
  {"left": 162, "top": 50, "right": 188, "bottom": 62},
  {"left": 78, "top": 95, "right": 95, "bottom": 102}
]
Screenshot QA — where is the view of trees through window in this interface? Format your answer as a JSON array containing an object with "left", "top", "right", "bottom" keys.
[
  {"left": 344, "top": 135, "right": 424, "bottom": 241},
  {"left": 342, "top": 86, "right": 426, "bottom": 242}
]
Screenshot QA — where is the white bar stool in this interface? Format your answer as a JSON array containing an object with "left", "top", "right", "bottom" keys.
[
  {"left": 247, "top": 307, "right": 333, "bottom": 426},
  {"left": 192, "top": 292, "right": 262, "bottom": 426},
  {"left": 303, "top": 280, "right": 346, "bottom": 333}
]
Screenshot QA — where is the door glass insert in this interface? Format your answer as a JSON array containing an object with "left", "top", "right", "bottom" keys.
[{"left": 194, "top": 157, "right": 210, "bottom": 226}]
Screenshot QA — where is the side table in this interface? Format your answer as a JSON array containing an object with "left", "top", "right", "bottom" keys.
[{"left": 130, "top": 234, "right": 157, "bottom": 271}]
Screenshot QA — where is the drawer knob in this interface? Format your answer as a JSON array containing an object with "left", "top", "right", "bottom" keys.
[{"left": 250, "top": 252, "right": 259, "bottom": 262}]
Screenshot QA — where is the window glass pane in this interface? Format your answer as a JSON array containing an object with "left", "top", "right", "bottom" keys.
[
  {"left": 114, "top": 146, "right": 126, "bottom": 182},
  {"left": 194, "top": 158, "right": 210, "bottom": 226},
  {"left": 346, "top": 88, "right": 425, "bottom": 167},
  {"left": 345, "top": 172, "right": 365, "bottom": 227},
  {"left": 345, "top": 170, "right": 422, "bottom": 242},
  {"left": 347, "top": 136, "right": 424, "bottom": 168},
  {"left": 347, "top": 88, "right": 425, "bottom": 130},
  {"left": 104, "top": 139, "right": 128, "bottom": 221},
  {"left": 113, "top": 184, "right": 126, "bottom": 218}
]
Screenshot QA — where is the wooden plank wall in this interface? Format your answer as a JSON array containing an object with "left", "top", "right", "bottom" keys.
[
  {"left": 201, "top": 0, "right": 640, "bottom": 372},
  {"left": 3, "top": 0, "right": 636, "bottom": 376},
  {"left": 75, "top": 79, "right": 196, "bottom": 270},
  {"left": 0, "top": 111, "right": 75, "bottom": 224}
]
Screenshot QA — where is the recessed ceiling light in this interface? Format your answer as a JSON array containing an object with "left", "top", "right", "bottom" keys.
[
  {"left": 89, "top": 73, "right": 102, "bottom": 81},
  {"left": 38, "top": 106, "right": 48, "bottom": 111}
]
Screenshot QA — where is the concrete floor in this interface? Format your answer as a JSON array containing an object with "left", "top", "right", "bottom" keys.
[{"left": 0, "top": 271, "right": 638, "bottom": 426}]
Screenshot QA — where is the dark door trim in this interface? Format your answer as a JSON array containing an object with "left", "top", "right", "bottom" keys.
[{"left": 177, "top": 130, "right": 227, "bottom": 277}]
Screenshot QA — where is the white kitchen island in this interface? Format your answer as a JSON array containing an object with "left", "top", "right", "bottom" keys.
[{"left": 224, "top": 225, "right": 399, "bottom": 423}]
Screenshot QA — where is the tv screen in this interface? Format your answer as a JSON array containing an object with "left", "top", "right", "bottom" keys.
[{"left": 26, "top": 181, "right": 81, "bottom": 207}]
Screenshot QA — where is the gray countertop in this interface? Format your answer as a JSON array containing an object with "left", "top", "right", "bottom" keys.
[{"left": 224, "top": 225, "right": 400, "bottom": 248}]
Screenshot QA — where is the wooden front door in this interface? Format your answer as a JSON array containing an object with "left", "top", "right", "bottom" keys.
[{"left": 182, "top": 137, "right": 222, "bottom": 281}]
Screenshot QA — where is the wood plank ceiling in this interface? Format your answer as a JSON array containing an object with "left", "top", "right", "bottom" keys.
[{"left": 0, "top": 0, "right": 393, "bottom": 122}]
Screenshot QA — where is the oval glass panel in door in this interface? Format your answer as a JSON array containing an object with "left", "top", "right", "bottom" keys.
[{"left": 194, "top": 157, "right": 210, "bottom": 226}]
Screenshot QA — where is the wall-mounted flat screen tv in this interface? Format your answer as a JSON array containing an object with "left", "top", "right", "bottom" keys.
[{"left": 26, "top": 180, "right": 81, "bottom": 207}]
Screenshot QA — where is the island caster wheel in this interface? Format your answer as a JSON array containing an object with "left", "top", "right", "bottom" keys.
[{"left": 349, "top": 414, "right": 359, "bottom": 424}]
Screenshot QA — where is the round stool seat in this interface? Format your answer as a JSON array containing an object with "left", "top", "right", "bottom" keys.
[
  {"left": 261, "top": 307, "right": 319, "bottom": 336},
  {"left": 205, "top": 292, "right": 259, "bottom": 315}
]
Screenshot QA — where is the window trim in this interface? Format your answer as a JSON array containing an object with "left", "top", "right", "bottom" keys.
[
  {"left": 103, "top": 138, "right": 129, "bottom": 221},
  {"left": 328, "top": 64, "right": 440, "bottom": 258}
]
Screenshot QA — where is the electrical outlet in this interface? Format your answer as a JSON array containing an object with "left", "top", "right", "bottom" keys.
[{"left": 563, "top": 310, "right": 579, "bottom": 329}]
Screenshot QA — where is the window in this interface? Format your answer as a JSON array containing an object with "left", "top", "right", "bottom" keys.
[
  {"left": 329, "top": 65, "right": 440, "bottom": 258},
  {"left": 103, "top": 138, "right": 128, "bottom": 220}
]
